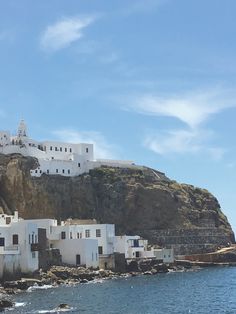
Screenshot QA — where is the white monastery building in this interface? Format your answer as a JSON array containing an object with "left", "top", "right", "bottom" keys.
[{"left": 0, "top": 120, "right": 135, "bottom": 177}]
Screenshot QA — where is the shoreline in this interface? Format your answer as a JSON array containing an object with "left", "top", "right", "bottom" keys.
[{"left": 1, "top": 262, "right": 235, "bottom": 312}]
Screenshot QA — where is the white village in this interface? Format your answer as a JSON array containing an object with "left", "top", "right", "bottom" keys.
[{"left": 0, "top": 121, "right": 174, "bottom": 279}]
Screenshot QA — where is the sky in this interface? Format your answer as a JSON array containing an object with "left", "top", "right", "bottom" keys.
[{"left": 0, "top": 0, "right": 236, "bottom": 233}]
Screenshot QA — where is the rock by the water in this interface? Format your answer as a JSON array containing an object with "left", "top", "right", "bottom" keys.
[{"left": 0, "top": 299, "right": 14, "bottom": 311}]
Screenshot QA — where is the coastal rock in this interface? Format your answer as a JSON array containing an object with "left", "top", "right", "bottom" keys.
[
  {"left": 0, "top": 299, "right": 13, "bottom": 311},
  {"left": 0, "top": 154, "right": 234, "bottom": 254}
]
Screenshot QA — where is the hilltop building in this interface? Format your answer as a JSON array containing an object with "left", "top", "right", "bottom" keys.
[{"left": 0, "top": 120, "right": 135, "bottom": 177}]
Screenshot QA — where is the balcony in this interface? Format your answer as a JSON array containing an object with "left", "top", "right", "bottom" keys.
[
  {"left": 31, "top": 243, "right": 39, "bottom": 251},
  {"left": 0, "top": 245, "right": 20, "bottom": 255}
]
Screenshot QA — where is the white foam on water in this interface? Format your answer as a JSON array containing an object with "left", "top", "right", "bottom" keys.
[
  {"left": 14, "top": 302, "right": 26, "bottom": 307},
  {"left": 27, "top": 284, "right": 54, "bottom": 292},
  {"left": 37, "top": 307, "right": 74, "bottom": 313}
]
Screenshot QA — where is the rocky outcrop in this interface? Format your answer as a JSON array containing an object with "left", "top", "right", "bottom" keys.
[{"left": 0, "top": 153, "right": 234, "bottom": 254}]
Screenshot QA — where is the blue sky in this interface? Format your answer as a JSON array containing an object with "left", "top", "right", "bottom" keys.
[{"left": 0, "top": 0, "right": 236, "bottom": 232}]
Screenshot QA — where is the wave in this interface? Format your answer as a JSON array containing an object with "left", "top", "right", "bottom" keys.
[
  {"left": 27, "top": 284, "right": 54, "bottom": 292},
  {"left": 14, "top": 302, "right": 26, "bottom": 307},
  {"left": 36, "top": 307, "right": 75, "bottom": 313}
]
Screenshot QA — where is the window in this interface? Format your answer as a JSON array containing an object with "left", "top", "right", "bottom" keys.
[
  {"left": 12, "top": 234, "right": 18, "bottom": 245},
  {"left": 55, "top": 147, "right": 58, "bottom": 151},
  {"left": 47, "top": 170, "right": 49, "bottom": 174},
  {"left": 65, "top": 148, "right": 67, "bottom": 152},
  {"left": 40, "top": 170, "right": 42, "bottom": 174},
  {"left": 85, "top": 230, "right": 90, "bottom": 238},
  {"left": 62, "top": 169, "right": 65, "bottom": 174},
  {"left": 56, "top": 169, "right": 58, "bottom": 173},
  {"left": 98, "top": 246, "right": 103, "bottom": 255},
  {"left": 92, "top": 252, "right": 94, "bottom": 261},
  {"left": 29, "top": 234, "right": 31, "bottom": 244},
  {"left": 61, "top": 231, "right": 66, "bottom": 239},
  {"left": 96, "top": 229, "right": 101, "bottom": 237},
  {"left": 32, "top": 252, "right": 36, "bottom": 258},
  {"left": 60, "top": 147, "right": 62, "bottom": 152},
  {"left": 86, "top": 147, "right": 89, "bottom": 153},
  {"left": 77, "top": 233, "right": 80, "bottom": 239},
  {"left": 35, "top": 235, "right": 38, "bottom": 243},
  {"left": 68, "top": 169, "right": 70, "bottom": 174},
  {"left": 0, "top": 238, "right": 5, "bottom": 247},
  {"left": 78, "top": 163, "right": 80, "bottom": 167},
  {"left": 50, "top": 146, "right": 53, "bottom": 151},
  {"left": 6, "top": 217, "right": 11, "bottom": 225},
  {"left": 69, "top": 148, "right": 72, "bottom": 153},
  {"left": 32, "top": 234, "right": 34, "bottom": 244},
  {"left": 70, "top": 232, "right": 72, "bottom": 239},
  {"left": 35, "top": 170, "right": 38, "bottom": 174}
]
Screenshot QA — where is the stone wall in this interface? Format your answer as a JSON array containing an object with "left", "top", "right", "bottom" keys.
[{"left": 137, "top": 228, "right": 235, "bottom": 255}]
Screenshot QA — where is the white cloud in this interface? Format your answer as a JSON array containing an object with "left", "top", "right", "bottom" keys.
[
  {"left": 124, "top": 87, "right": 235, "bottom": 159},
  {"left": 144, "top": 128, "right": 225, "bottom": 160},
  {"left": 53, "top": 129, "right": 118, "bottom": 159},
  {"left": 129, "top": 89, "right": 236, "bottom": 128},
  {"left": 40, "top": 16, "right": 96, "bottom": 52}
]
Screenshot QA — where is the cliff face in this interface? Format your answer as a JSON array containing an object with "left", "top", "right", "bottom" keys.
[{"left": 0, "top": 154, "right": 234, "bottom": 254}]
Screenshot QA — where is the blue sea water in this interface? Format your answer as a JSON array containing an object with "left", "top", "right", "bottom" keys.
[{"left": 10, "top": 267, "right": 236, "bottom": 314}]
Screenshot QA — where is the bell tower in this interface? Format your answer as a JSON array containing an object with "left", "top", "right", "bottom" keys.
[{"left": 17, "top": 119, "right": 28, "bottom": 137}]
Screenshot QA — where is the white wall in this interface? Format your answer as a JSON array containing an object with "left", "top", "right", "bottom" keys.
[
  {"left": 10, "top": 221, "right": 39, "bottom": 273},
  {"left": 51, "top": 223, "right": 115, "bottom": 256},
  {"left": 52, "top": 238, "right": 98, "bottom": 268},
  {"left": 0, "top": 254, "right": 21, "bottom": 279}
]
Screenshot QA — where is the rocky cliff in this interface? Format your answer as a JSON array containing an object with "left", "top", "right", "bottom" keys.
[{"left": 0, "top": 154, "right": 234, "bottom": 254}]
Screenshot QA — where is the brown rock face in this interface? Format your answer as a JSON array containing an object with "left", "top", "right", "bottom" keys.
[{"left": 0, "top": 154, "right": 234, "bottom": 254}]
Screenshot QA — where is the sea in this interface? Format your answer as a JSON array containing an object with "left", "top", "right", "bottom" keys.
[{"left": 9, "top": 266, "right": 236, "bottom": 313}]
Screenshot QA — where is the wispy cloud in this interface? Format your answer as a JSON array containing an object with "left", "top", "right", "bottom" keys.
[
  {"left": 40, "top": 16, "right": 96, "bottom": 52},
  {"left": 53, "top": 129, "right": 119, "bottom": 159},
  {"left": 124, "top": 87, "right": 235, "bottom": 159},
  {"left": 144, "top": 128, "right": 226, "bottom": 160},
  {"left": 128, "top": 88, "right": 236, "bottom": 128}
]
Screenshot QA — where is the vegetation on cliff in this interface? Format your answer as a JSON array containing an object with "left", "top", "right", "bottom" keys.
[{"left": 0, "top": 154, "right": 234, "bottom": 252}]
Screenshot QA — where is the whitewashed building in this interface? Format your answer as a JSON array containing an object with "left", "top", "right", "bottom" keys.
[
  {"left": 0, "top": 212, "right": 39, "bottom": 279},
  {"left": 26, "top": 218, "right": 116, "bottom": 269},
  {"left": 115, "top": 235, "right": 174, "bottom": 263},
  {"left": 115, "top": 235, "right": 148, "bottom": 259},
  {"left": 63, "top": 220, "right": 115, "bottom": 269},
  {"left": 0, "top": 120, "right": 135, "bottom": 177}
]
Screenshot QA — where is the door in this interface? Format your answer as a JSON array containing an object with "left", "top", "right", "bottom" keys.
[{"left": 76, "top": 254, "right": 81, "bottom": 265}]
